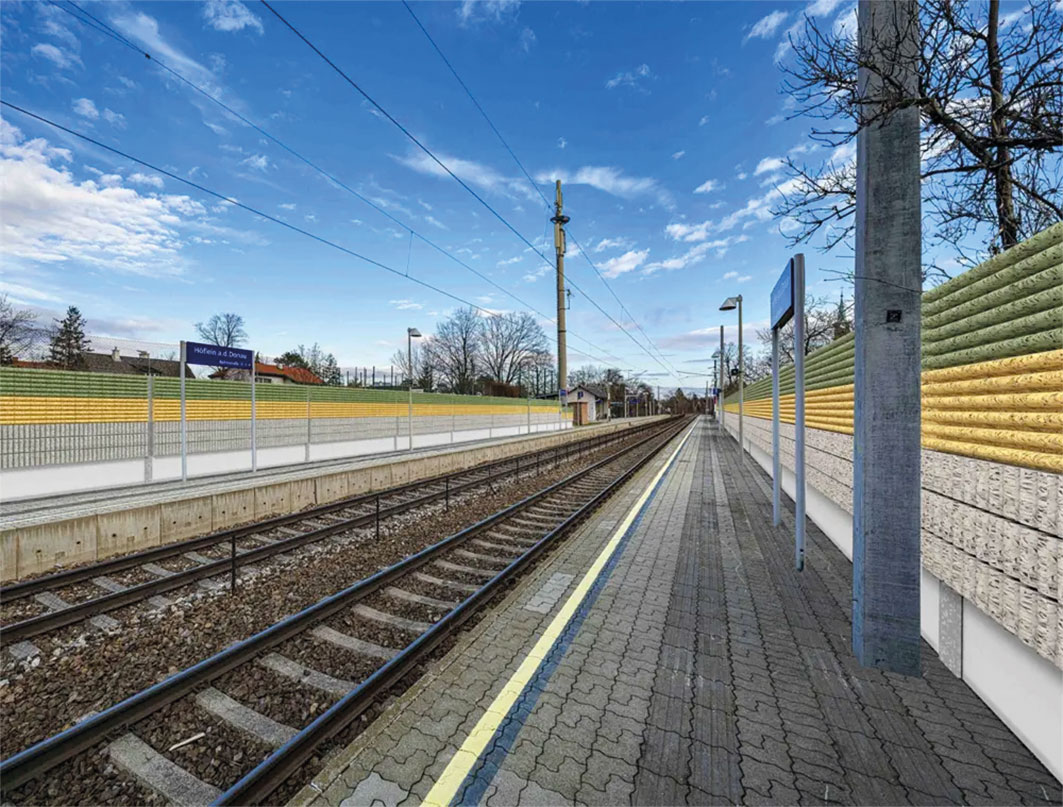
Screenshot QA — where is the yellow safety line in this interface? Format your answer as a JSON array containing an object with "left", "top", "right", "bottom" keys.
[{"left": 421, "top": 419, "right": 698, "bottom": 807}]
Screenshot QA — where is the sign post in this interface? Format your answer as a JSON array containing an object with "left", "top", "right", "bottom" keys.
[
  {"left": 180, "top": 341, "right": 187, "bottom": 481},
  {"left": 770, "top": 256, "right": 806, "bottom": 570},
  {"left": 181, "top": 341, "right": 255, "bottom": 481}
]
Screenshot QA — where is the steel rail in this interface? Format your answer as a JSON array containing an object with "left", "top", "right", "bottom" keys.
[
  {"left": 217, "top": 416, "right": 691, "bottom": 804},
  {"left": 0, "top": 424, "right": 641, "bottom": 642},
  {"left": 1, "top": 423, "right": 642, "bottom": 604},
  {"left": 0, "top": 417, "right": 683, "bottom": 795}
]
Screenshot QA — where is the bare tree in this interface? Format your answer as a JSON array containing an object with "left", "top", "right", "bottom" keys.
[
  {"left": 195, "top": 313, "right": 248, "bottom": 348},
  {"left": 390, "top": 341, "right": 434, "bottom": 391},
  {"left": 0, "top": 295, "right": 39, "bottom": 364},
  {"left": 773, "top": 0, "right": 1062, "bottom": 276},
  {"left": 430, "top": 308, "right": 481, "bottom": 394},
  {"left": 480, "top": 312, "right": 549, "bottom": 386},
  {"left": 755, "top": 295, "right": 851, "bottom": 364}
]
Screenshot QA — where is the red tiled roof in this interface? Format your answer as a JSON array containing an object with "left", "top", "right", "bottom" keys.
[{"left": 256, "top": 362, "right": 324, "bottom": 384}]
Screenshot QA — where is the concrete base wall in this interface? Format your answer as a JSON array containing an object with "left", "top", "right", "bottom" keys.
[
  {"left": 725, "top": 417, "right": 1063, "bottom": 782},
  {"left": 1, "top": 418, "right": 653, "bottom": 583}
]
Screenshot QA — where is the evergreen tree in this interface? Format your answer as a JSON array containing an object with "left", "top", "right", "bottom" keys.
[
  {"left": 48, "top": 306, "right": 90, "bottom": 369},
  {"left": 833, "top": 293, "right": 852, "bottom": 340}
]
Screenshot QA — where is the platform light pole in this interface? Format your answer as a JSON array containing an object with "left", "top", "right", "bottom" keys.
[
  {"left": 720, "top": 295, "right": 743, "bottom": 454},
  {"left": 407, "top": 327, "right": 421, "bottom": 451},
  {"left": 718, "top": 326, "right": 725, "bottom": 430}
]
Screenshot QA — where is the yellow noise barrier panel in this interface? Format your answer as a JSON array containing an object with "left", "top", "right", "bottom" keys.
[
  {"left": 722, "top": 349, "right": 1063, "bottom": 473},
  {"left": 0, "top": 397, "right": 569, "bottom": 426}
]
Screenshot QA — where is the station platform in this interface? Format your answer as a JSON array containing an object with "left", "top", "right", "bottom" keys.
[{"left": 293, "top": 417, "right": 1062, "bottom": 806}]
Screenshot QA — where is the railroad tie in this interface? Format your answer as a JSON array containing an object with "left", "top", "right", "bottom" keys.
[
  {"left": 257, "top": 652, "right": 352, "bottom": 697},
  {"left": 454, "top": 548, "right": 510, "bottom": 566},
  {"left": 352, "top": 604, "right": 431, "bottom": 634},
  {"left": 107, "top": 733, "right": 221, "bottom": 807},
  {"left": 182, "top": 551, "right": 214, "bottom": 565},
  {"left": 384, "top": 586, "right": 458, "bottom": 611},
  {"left": 470, "top": 537, "right": 522, "bottom": 555},
  {"left": 194, "top": 687, "right": 296, "bottom": 748},
  {"left": 92, "top": 576, "right": 172, "bottom": 610},
  {"left": 413, "top": 572, "right": 478, "bottom": 596},
  {"left": 34, "top": 591, "right": 118, "bottom": 631},
  {"left": 432, "top": 559, "right": 493, "bottom": 579},
  {"left": 311, "top": 625, "right": 398, "bottom": 660}
]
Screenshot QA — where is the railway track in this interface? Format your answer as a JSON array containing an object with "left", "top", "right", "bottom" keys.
[
  {"left": 0, "top": 416, "right": 691, "bottom": 806},
  {"left": 1, "top": 420, "right": 660, "bottom": 645}
]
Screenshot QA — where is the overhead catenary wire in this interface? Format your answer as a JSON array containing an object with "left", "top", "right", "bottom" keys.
[
  {"left": 399, "top": 1, "right": 682, "bottom": 383},
  {"left": 260, "top": 0, "right": 679, "bottom": 383},
  {"left": 45, "top": 1, "right": 632, "bottom": 373},
  {"left": 0, "top": 101, "right": 621, "bottom": 368}
]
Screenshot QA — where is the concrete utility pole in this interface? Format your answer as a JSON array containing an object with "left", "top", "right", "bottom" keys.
[
  {"left": 551, "top": 180, "right": 570, "bottom": 403},
  {"left": 852, "top": 0, "right": 922, "bottom": 676}
]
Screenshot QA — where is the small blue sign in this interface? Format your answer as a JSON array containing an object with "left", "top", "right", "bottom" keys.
[
  {"left": 185, "top": 341, "right": 253, "bottom": 369},
  {"left": 771, "top": 259, "right": 794, "bottom": 330}
]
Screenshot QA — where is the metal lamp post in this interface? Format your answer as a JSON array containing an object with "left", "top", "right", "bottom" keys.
[
  {"left": 407, "top": 327, "right": 421, "bottom": 451},
  {"left": 720, "top": 295, "right": 743, "bottom": 455}
]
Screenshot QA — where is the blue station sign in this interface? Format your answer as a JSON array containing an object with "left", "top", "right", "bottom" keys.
[
  {"left": 771, "top": 259, "right": 794, "bottom": 330},
  {"left": 185, "top": 341, "right": 254, "bottom": 369}
]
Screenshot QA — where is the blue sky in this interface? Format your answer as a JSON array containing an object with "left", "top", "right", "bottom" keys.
[{"left": 1, "top": 0, "right": 863, "bottom": 387}]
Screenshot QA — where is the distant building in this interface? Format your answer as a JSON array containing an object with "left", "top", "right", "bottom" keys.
[
  {"left": 569, "top": 384, "right": 608, "bottom": 425},
  {"left": 12, "top": 348, "right": 193, "bottom": 378},
  {"left": 210, "top": 361, "right": 324, "bottom": 385}
]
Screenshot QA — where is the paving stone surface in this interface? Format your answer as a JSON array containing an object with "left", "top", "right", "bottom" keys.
[{"left": 292, "top": 419, "right": 1061, "bottom": 807}]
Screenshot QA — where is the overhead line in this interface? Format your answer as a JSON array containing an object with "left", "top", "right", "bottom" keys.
[
  {"left": 398, "top": 2, "right": 681, "bottom": 382},
  {"left": 0, "top": 102, "right": 623, "bottom": 368},
  {"left": 48, "top": 1, "right": 631, "bottom": 372},
  {"left": 259, "top": 0, "right": 678, "bottom": 381}
]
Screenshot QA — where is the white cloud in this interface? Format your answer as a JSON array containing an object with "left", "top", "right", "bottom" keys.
[
  {"left": 396, "top": 149, "right": 536, "bottom": 201},
  {"left": 390, "top": 299, "right": 424, "bottom": 311},
  {"left": 723, "top": 271, "right": 739, "bottom": 280},
  {"left": 693, "top": 179, "right": 722, "bottom": 194},
  {"left": 599, "top": 249, "right": 649, "bottom": 279},
  {"left": 807, "top": 0, "right": 846, "bottom": 14},
  {"left": 31, "top": 43, "right": 81, "bottom": 70},
  {"left": 519, "top": 27, "right": 536, "bottom": 51},
  {"left": 557, "top": 137, "right": 567, "bottom": 150},
  {"left": 0, "top": 281, "right": 62, "bottom": 304},
  {"left": 72, "top": 98, "right": 99, "bottom": 119},
  {"left": 605, "top": 63, "right": 651, "bottom": 90},
  {"left": 672, "top": 150, "right": 686, "bottom": 160},
  {"left": 128, "top": 173, "right": 164, "bottom": 189},
  {"left": 202, "top": 0, "right": 263, "bottom": 33},
  {"left": 754, "top": 156, "right": 785, "bottom": 175},
  {"left": 644, "top": 235, "right": 750, "bottom": 274},
  {"left": 593, "top": 237, "right": 633, "bottom": 253},
  {"left": 102, "top": 109, "right": 126, "bottom": 128},
  {"left": 457, "top": 0, "right": 520, "bottom": 25},
  {"left": 497, "top": 256, "right": 523, "bottom": 267},
  {"left": 0, "top": 121, "right": 206, "bottom": 276},
  {"left": 279, "top": 202, "right": 296, "bottom": 210},
  {"left": 241, "top": 154, "right": 271, "bottom": 172},
  {"left": 698, "top": 115, "right": 710, "bottom": 127},
  {"left": 736, "top": 171, "right": 748, "bottom": 180},
  {"left": 112, "top": 11, "right": 224, "bottom": 98},
  {"left": 425, "top": 215, "right": 448, "bottom": 230},
  {"left": 536, "top": 165, "right": 672, "bottom": 207},
  {"left": 833, "top": 4, "right": 857, "bottom": 42},
  {"left": 745, "top": 10, "right": 788, "bottom": 41}
]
